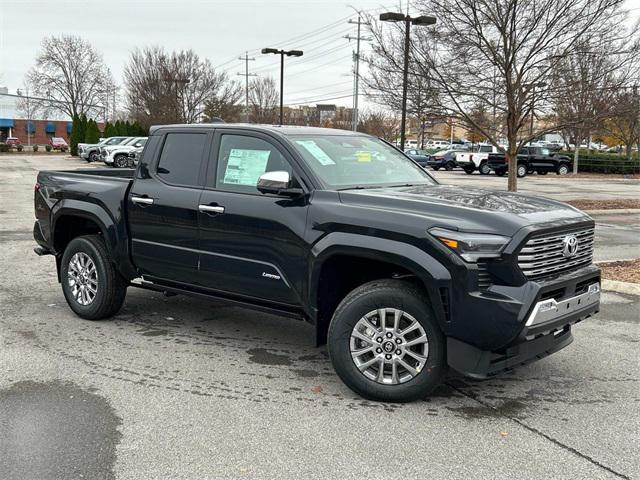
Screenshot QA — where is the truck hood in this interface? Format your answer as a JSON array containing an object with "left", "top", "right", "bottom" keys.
[{"left": 338, "top": 184, "right": 591, "bottom": 236}]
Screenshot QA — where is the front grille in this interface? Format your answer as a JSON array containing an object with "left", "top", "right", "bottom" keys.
[{"left": 518, "top": 227, "right": 594, "bottom": 280}]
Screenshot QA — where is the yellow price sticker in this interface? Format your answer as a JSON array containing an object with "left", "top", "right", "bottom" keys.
[{"left": 355, "top": 151, "right": 372, "bottom": 162}]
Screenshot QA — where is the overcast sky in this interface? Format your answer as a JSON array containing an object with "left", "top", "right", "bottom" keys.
[{"left": 1, "top": 0, "right": 639, "bottom": 110}]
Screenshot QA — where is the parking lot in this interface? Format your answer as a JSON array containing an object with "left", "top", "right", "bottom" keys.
[{"left": 1, "top": 154, "right": 638, "bottom": 479}]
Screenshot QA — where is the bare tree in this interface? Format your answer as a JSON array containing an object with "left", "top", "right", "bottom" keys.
[
  {"left": 358, "top": 108, "right": 401, "bottom": 141},
  {"left": 368, "top": 0, "right": 638, "bottom": 190},
  {"left": 203, "top": 81, "right": 243, "bottom": 123},
  {"left": 124, "top": 47, "right": 231, "bottom": 127},
  {"left": 26, "top": 35, "right": 112, "bottom": 119},
  {"left": 601, "top": 88, "right": 640, "bottom": 159},
  {"left": 16, "top": 87, "right": 39, "bottom": 146},
  {"left": 248, "top": 77, "right": 279, "bottom": 124}
]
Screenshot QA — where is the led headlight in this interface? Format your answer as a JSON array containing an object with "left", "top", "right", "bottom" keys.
[{"left": 429, "top": 227, "right": 510, "bottom": 262}]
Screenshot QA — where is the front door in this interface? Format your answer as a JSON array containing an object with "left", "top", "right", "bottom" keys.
[
  {"left": 128, "top": 131, "right": 210, "bottom": 285},
  {"left": 197, "top": 131, "right": 309, "bottom": 306}
]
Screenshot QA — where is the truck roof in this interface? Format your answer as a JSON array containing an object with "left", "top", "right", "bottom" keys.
[{"left": 149, "top": 123, "right": 366, "bottom": 138}]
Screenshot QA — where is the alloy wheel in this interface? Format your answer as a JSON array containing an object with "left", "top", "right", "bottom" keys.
[
  {"left": 350, "top": 308, "right": 429, "bottom": 385},
  {"left": 67, "top": 252, "right": 98, "bottom": 306}
]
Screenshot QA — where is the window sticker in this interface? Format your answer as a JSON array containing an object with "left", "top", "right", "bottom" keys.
[
  {"left": 355, "top": 151, "right": 372, "bottom": 162},
  {"left": 223, "top": 148, "right": 271, "bottom": 186},
  {"left": 296, "top": 140, "right": 335, "bottom": 166}
]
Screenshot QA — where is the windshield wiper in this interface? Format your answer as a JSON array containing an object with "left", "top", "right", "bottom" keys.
[{"left": 336, "top": 185, "right": 383, "bottom": 191}]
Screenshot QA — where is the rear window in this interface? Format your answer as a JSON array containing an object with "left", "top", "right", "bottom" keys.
[{"left": 157, "top": 133, "right": 206, "bottom": 186}]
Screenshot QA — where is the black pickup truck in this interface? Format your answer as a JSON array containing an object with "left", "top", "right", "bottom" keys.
[
  {"left": 33, "top": 124, "right": 600, "bottom": 402},
  {"left": 487, "top": 146, "right": 572, "bottom": 177}
]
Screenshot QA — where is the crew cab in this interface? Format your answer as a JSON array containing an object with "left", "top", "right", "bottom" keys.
[
  {"left": 33, "top": 124, "right": 600, "bottom": 402},
  {"left": 454, "top": 144, "right": 500, "bottom": 175},
  {"left": 488, "top": 146, "right": 572, "bottom": 177}
]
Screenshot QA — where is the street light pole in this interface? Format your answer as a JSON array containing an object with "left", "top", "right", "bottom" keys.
[
  {"left": 380, "top": 12, "right": 436, "bottom": 150},
  {"left": 262, "top": 48, "right": 304, "bottom": 125}
]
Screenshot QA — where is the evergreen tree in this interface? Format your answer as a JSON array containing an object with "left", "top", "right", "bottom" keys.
[
  {"left": 132, "top": 121, "right": 147, "bottom": 136},
  {"left": 69, "top": 114, "right": 81, "bottom": 156},
  {"left": 125, "top": 120, "right": 133, "bottom": 136},
  {"left": 79, "top": 114, "right": 88, "bottom": 142},
  {"left": 85, "top": 119, "right": 100, "bottom": 144},
  {"left": 104, "top": 122, "right": 118, "bottom": 138}
]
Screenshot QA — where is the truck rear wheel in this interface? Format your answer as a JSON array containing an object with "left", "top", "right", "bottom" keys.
[
  {"left": 479, "top": 162, "right": 491, "bottom": 175},
  {"left": 328, "top": 279, "right": 446, "bottom": 402},
  {"left": 60, "top": 235, "right": 127, "bottom": 320}
]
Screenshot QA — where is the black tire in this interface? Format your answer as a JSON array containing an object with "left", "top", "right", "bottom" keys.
[
  {"left": 479, "top": 162, "right": 491, "bottom": 175},
  {"left": 60, "top": 235, "right": 127, "bottom": 320},
  {"left": 516, "top": 164, "right": 527, "bottom": 178},
  {"left": 557, "top": 164, "right": 569, "bottom": 175},
  {"left": 89, "top": 151, "right": 99, "bottom": 163},
  {"left": 445, "top": 161, "right": 455, "bottom": 171},
  {"left": 114, "top": 154, "right": 128, "bottom": 168},
  {"left": 328, "top": 279, "right": 446, "bottom": 403},
  {"left": 495, "top": 169, "right": 506, "bottom": 176},
  {"left": 432, "top": 167, "right": 440, "bottom": 171}
]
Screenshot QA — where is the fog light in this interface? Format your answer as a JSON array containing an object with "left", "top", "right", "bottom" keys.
[{"left": 588, "top": 283, "right": 600, "bottom": 294}]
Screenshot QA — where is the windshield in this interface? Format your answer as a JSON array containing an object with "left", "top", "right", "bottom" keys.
[
  {"left": 290, "top": 135, "right": 436, "bottom": 189},
  {"left": 105, "top": 137, "right": 124, "bottom": 145}
]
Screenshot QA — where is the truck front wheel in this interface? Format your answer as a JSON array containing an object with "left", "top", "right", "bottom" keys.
[
  {"left": 517, "top": 164, "right": 527, "bottom": 177},
  {"left": 328, "top": 279, "right": 446, "bottom": 402},
  {"left": 60, "top": 235, "right": 127, "bottom": 320}
]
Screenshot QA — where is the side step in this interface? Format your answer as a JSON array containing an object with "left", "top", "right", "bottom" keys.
[{"left": 33, "top": 246, "right": 52, "bottom": 256}]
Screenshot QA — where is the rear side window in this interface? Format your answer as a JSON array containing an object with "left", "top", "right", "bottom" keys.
[{"left": 157, "top": 133, "right": 206, "bottom": 186}]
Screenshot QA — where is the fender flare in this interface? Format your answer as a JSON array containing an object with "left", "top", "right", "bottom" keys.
[
  {"left": 309, "top": 232, "right": 452, "bottom": 328},
  {"left": 51, "top": 200, "right": 136, "bottom": 279}
]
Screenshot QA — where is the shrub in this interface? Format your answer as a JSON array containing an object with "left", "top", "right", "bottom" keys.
[
  {"left": 33, "top": 144, "right": 39, "bottom": 152},
  {"left": 562, "top": 151, "right": 640, "bottom": 174},
  {"left": 17, "top": 144, "right": 24, "bottom": 152},
  {"left": 0, "top": 143, "right": 9, "bottom": 153},
  {"left": 45, "top": 144, "right": 52, "bottom": 152}
]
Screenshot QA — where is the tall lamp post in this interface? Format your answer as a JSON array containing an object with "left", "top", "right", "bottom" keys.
[
  {"left": 380, "top": 12, "right": 436, "bottom": 150},
  {"left": 261, "top": 48, "right": 303, "bottom": 125}
]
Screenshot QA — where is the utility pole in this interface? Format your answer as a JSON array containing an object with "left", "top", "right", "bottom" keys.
[
  {"left": 345, "top": 15, "right": 371, "bottom": 131},
  {"left": 237, "top": 52, "right": 257, "bottom": 122}
]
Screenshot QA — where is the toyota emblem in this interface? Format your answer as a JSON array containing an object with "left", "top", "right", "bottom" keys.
[{"left": 562, "top": 234, "right": 579, "bottom": 258}]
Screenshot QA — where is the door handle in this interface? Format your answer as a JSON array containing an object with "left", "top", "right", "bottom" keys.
[
  {"left": 198, "top": 205, "right": 225, "bottom": 215},
  {"left": 131, "top": 196, "right": 154, "bottom": 205}
]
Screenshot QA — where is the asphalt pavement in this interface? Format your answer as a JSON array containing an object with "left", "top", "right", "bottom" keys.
[{"left": 1, "top": 154, "right": 638, "bottom": 480}]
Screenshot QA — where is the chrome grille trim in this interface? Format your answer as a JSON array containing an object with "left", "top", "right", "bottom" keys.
[{"left": 518, "top": 227, "right": 594, "bottom": 280}]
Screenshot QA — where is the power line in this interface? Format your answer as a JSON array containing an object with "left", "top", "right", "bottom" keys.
[
  {"left": 237, "top": 52, "right": 257, "bottom": 122},
  {"left": 288, "top": 93, "right": 354, "bottom": 106}
]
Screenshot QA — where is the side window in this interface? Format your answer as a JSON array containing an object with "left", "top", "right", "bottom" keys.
[
  {"left": 215, "top": 134, "right": 292, "bottom": 193},
  {"left": 157, "top": 133, "right": 206, "bottom": 186}
]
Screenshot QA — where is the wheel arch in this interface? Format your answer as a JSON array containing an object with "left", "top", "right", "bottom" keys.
[{"left": 309, "top": 233, "right": 451, "bottom": 345}]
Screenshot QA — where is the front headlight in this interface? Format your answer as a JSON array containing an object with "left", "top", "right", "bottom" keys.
[{"left": 429, "top": 227, "right": 510, "bottom": 262}]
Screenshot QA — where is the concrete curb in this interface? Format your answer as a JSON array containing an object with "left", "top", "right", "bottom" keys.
[
  {"left": 584, "top": 208, "right": 640, "bottom": 215},
  {"left": 601, "top": 279, "right": 640, "bottom": 296}
]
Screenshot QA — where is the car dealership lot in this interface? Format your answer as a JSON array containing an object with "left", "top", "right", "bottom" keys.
[{"left": 1, "top": 154, "right": 638, "bottom": 479}]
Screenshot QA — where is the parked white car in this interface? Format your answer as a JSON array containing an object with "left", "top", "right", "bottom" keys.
[
  {"left": 101, "top": 137, "right": 147, "bottom": 167},
  {"left": 79, "top": 136, "right": 131, "bottom": 162},
  {"left": 425, "top": 140, "right": 451, "bottom": 150},
  {"left": 455, "top": 144, "right": 501, "bottom": 175}
]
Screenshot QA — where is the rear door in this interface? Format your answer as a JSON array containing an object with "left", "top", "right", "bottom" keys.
[
  {"left": 128, "top": 130, "right": 211, "bottom": 285},
  {"left": 196, "top": 130, "right": 309, "bottom": 306}
]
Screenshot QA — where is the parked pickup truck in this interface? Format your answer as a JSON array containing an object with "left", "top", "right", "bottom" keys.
[
  {"left": 100, "top": 137, "right": 147, "bottom": 168},
  {"left": 487, "top": 146, "right": 573, "bottom": 177},
  {"left": 33, "top": 124, "right": 600, "bottom": 402},
  {"left": 78, "top": 136, "right": 131, "bottom": 162},
  {"left": 454, "top": 144, "right": 500, "bottom": 175}
]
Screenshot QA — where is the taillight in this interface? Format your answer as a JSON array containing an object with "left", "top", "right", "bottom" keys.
[
  {"left": 434, "top": 156, "right": 443, "bottom": 160},
  {"left": 34, "top": 182, "right": 40, "bottom": 191}
]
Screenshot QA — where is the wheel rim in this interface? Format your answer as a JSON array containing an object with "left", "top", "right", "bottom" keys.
[
  {"left": 480, "top": 164, "right": 490, "bottom": 174},
  {"left": 67, "top": 252, "right": 98, "bottom": 306},
  {"left": 559, "top": 166, "right": 568, "bottom": 174},
  {"left": 518, "top": 166, "right": 526, "bottom": 176},
  {"left": 90, "top": 152, "right": 97, "bottom": 162},
  {"left": 350, "top": 308, "right": 429, "bottom": 385},
  {"left": 116, "top": 156, "right": 125, "bottom": 167}
]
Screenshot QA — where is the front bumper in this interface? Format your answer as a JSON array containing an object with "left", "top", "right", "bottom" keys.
[{"left": 447, "top": 280, "right": 600, "bottom": 377}]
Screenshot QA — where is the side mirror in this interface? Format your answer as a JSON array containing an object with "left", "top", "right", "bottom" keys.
[{"left": 257, "top": 171, "right": 301, "bottom": 196}]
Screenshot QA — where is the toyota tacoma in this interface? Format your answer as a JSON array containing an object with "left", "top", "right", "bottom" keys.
[{"left": 33, "top": 124, "right": 600, "bottom": 402}]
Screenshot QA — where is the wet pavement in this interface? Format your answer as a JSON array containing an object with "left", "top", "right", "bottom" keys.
[{"left": 1, "top": 154, "right": 638, "bottom": 479}]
